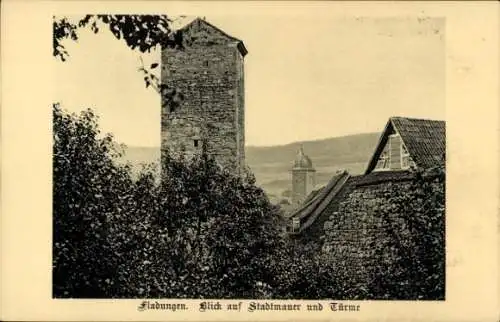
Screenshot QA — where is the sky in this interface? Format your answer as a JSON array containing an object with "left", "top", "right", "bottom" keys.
[{"left": 53, "top": 13, "right": 445, "bottom": 147}]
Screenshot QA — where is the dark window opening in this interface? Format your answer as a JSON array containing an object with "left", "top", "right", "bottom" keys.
[
  {"left": 291, "top": 218, "right": 300, "bottom": 233},
  {"left": 204, "top": 61, "right": 209, "bottom": 67},
  {"left": 194, "top": 139, "right": 199, "bottom": 148}
]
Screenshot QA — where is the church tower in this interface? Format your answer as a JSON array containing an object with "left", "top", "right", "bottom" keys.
[
  {"left": 161, "top": 17, "right": 247, "bottom": 174},
  {"left": 291, "top": 146, "right": 316, "bottom": 205}
]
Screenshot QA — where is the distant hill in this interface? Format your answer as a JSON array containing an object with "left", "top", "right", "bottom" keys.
[{"left": 117, "top": 132, "right": 380, "bottom": 201}]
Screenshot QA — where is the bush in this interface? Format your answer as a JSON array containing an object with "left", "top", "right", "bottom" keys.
[
  {"left": 53, "top": 103, "right": 132, "bottom": 297},
  {"left": 52, "top": 104, "right": 285, "bottom": 298},
  {"left": 367, "top": 167, "right": 445, "bottom": 299},
  {"left": 319, "top": 167, "right": 445, "bottom": 300}
]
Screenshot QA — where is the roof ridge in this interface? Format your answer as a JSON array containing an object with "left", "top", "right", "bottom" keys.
[
  {"left": 298, "top": 172, "right": 351, "bottom": 233},
  {"left": 175, "top": 17, "right": 248, "bottom": 56},
  {"left": 390, "top": 116, "right": 445, "bottom": 122},
  {"left": 179, "top": 17, "right": 243, "bottom": 43}
]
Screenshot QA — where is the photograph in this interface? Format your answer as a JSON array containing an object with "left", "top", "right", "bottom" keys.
[{"left": 52, "top": 12, "right": 446, "bottom": 300}]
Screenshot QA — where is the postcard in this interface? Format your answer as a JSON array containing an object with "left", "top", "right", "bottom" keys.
[{"left": 1, "top": 1, "right": 498, "bottom": 321}]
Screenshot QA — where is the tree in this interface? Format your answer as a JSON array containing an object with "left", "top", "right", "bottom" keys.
[
  {"left": 120, "top": 148, "right": 286, "bottom": 298},
  {"left": 53, "top": 15, "right": 180, "bottom": 61},
  {"left": 53, "top": 15, "right": 185, "bottom": 106},
  {"left": 52, "top": 103, "right": 133, "bottom": 297},
  {"left": 367, "top": 166, "right": 445, "bottom": 299},
  {"left": 52, "top": 103, "right": 288, "bottom": 298}
]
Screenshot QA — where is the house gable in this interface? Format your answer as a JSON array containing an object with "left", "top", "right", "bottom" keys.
[
  {"left": 371, "top": 132, "right": 415, "bottom": 172},
  {"left": 365, "top": 117, "right": 445, "bottom": 174}
]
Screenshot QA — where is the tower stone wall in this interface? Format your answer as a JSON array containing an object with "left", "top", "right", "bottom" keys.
[
  {"left": 291, "top": 147, "right": 316, "bottom": 204},
  {"left": 161, "top": 18, "right": 246, "bottom": 174}
]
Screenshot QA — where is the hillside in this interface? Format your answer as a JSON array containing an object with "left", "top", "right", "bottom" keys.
[{"left": 118, "top": 132, "right": 380, "bottom": 201}]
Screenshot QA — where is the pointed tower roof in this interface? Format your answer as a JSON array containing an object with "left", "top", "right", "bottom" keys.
[
  {"left": 293, "top": 145, "right": 314, "bottom": 170},
  {"left": 170, "top": 16, "right": 248, "bottom": 57}
]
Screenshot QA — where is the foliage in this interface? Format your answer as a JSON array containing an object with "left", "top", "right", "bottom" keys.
[
  {"left": 53, "top": 15, "right": 189, "bottom": 112},
  {"left": 53, "top": 103, "right": 445, "bottom": 299},
  {"left": 53, "top": 104, "right": 284, "bottom": 298},
  {"left": 52, "top": 102, "right": 132, "bottom": 297},
  {"left": 367, "top": 167, "right": 446, "bottom": 299},
  {"left": 319, "top": 167, "right": 446, "bottom": 300},
  {"left": 53, "top": 15, "right": 182, "bottom": 61}
]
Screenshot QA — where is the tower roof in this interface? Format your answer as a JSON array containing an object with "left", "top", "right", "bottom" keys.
[
  {"left": 293, "top": 145, "right": 314, "bottom": 169},
  {"left": 170, "top": 16, "right": 248, "bottom": 57}
]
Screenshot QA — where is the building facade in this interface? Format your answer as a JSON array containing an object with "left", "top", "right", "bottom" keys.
[{"left": 161, "top": 18, "right": 247, "bottom": 174}]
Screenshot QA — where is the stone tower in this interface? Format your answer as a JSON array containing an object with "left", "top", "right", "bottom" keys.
[
  {"left": 160, "top": 17, "right": 247, "bottom": 174},
  {"left": 291, "top": 146, "right": 316, "bottom": 205}
]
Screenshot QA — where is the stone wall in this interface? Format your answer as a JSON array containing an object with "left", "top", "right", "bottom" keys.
[
  {"left": 235, "top": 49, "right": 245, "bottom": 169},
  {"left": 321, "top": 180, "right": 413, "bottom": 288},
  {"left": 161, "top": 20, "right": 245, "bottom": 174}
]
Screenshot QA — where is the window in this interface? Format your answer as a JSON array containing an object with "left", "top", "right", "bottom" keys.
[
  {"left": 375, "top": 151, "right": 390, "bottom": 170},
  {"left": 374, "top": 134, "right": 411, "bottom": 171},
  {"left": 194, "top": 139, "right": 199, "bottom": 148},
  {"left": 389, "top": 134, "right": 402, "bottom": 169},
  {"left": 292, "top": 218, "right": 300, "bottom": 233},
  {"left": 401, "top": 144, "right": 410, "bottom": 169}
]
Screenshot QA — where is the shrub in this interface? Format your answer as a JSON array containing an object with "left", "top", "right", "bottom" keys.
[
  {"left": 319, "top": 167, "right": 445, "bottom": 300},
  {"left": 53, "top": 103, "right": 132, "bottom": 297},
  {"left": 52, "top": 104, "right": 285, "bottom": 298},
  {"left": 367, "top": 167, "right": 445, "bottom": 299}
]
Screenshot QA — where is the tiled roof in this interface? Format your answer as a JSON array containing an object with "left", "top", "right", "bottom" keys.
[
  {"left": 365, "top": 117, "right": 445, "bottom": 174},
  {"left": 391, "top": 117, "right": 446, "bottom": 169},
  {"left": 295, "top": 175, "right": 363, "bottom": 241},
  {"left": 288, "top": 171, "right": 350, "bottom": 233},
  {"left": 355, "top": 170, "right": 415, "bottom": 186},
  {"left": 303, "top": 187, "right": 323, "bottom": 204}
]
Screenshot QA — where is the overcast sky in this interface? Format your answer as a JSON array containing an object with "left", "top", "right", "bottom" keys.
[{"left": 53, "top": 14, "right": 445, "bottom": 147}]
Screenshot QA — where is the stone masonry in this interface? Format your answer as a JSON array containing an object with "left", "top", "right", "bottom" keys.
[
  {"left": 291, "top": 147, "right": 316, "bottom": 205},
  {"left": 321, "top": 179, "right": 413, "bottom": 288},
  {"left": 161, "top": 18, "right": 246, "bottom": 174}
]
